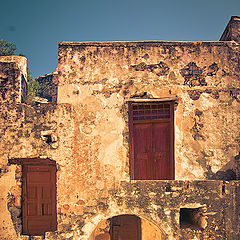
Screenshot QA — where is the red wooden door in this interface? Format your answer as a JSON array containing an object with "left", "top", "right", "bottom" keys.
[
  {"left": 110, "top": 215, "right": 141, "bottom": 240},
  {"left": 22, "top": 164, "right": 57, "bottom": 235},
  {"left": 133, "top": 122, "right": 171, "bottom": 180},
  {"left": 129, "top": 101, "right": 174, "bottom": 180}
]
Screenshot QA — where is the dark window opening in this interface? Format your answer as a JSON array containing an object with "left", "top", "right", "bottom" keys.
[
  {"left": 44, "top": 134, "right": 54, "bottom": 144},
  {"left": 129, "top": 101, "right": 175, "bottom": 180},
  {"left": 180, "top": 207, "right": 207, "bottom": 230}
]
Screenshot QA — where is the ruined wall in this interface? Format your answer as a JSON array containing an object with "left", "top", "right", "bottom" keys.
[
  {"left": 0, "top": 56, "right": 27, "bottom": 104},
  {"left": 40, "top": 181, "right": 240, "bottom": 240},
  {"left": 220, "top": 16, "right": 240, "bottom": 43},
  {"left": 57, "top": 41, "right": 240, "bottom": 181},
  {"left": 0, "top": 103, "right": 74, "bottom": 239},
  {"left": 35, "top": 72, "right": 58, "bottom": 102}
]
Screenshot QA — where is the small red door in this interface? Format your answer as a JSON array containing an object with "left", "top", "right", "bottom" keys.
[
  {"left": 22, "top": 164, "right": 57, "bottom": 235},
  {"left": 110, "top": 215, "right": 141, "bottom": 240}
]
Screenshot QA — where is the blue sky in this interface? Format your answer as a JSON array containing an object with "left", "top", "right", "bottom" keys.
[{"left": 0, "top": 0, "right": 239, "bottom": 78}]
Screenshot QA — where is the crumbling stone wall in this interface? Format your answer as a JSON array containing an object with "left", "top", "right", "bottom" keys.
[
  {"left": 220, "top": 16, "right": 240, "bottom": 43},
  {"left": 45, "top": 180, "right": 240, "bottom": 240},
  {"left": 0, "top": 103, "right": 74, "bottom": 239},
  {"left": 35, "top": 72, "right": 58, "bottom": 102},
  {"left": 0, "top": 56, "right": 27, "bottom": 104}
]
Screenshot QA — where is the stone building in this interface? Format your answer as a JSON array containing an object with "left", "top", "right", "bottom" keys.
[{"left": 0, "top": 16, "right": 240, "bottom": 240}]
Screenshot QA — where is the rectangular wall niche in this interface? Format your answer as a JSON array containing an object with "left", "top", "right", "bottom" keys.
[{"left": 180, "top": 207, "right": 206, "bottom": 230}]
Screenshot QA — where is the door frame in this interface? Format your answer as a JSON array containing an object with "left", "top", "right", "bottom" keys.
[
  {"left": 9, "top": 158, "right": 57, "bottom": 235},
  {"left": 128, "top": 101, "right": 175, "bottom": 180}
]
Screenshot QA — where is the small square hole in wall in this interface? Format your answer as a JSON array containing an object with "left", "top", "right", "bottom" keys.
[{"left": 180, "top": 207, "right": 207, "bottom": 230}]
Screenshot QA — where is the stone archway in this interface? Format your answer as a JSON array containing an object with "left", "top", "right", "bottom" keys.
[{"left": 89, "top": 214, "right": 166, "bottom": 240}]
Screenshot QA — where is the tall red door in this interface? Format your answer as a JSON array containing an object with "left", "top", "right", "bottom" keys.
[
  {"left": 22, "top": 164, "right": 57, "bottom": 235},
  {"left": 129, "top": 101, "right": 174, "bottom": 180}
]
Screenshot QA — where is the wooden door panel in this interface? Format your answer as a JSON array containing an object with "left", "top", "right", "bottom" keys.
[
  {"left": 22, "top": 164, "right": 56, "bottom": 235},
  {"left": 152, "top": 123, "right": 170, "bottom": 152},
  {"left": 112, "top": 226, "right": 120, "bottom": 240},
  {"left": 27, "top": 172, "right": 51, "bottom": 183},
  {"left": 42, "top": 203, "right": 52, "bottom": 215},
  {"left": 42, "top": 186, "right": 51, "bottom": 200},
  {"left": 133, "top": 124, "right": 152, "bottom": 179},
  {"left": 133, "top": 124, "right": 151, "bottom": 152},
  {"left": 111, "top": 215, "right": 141, "bottom": 240},
  {"left": 27, "top": 216, "right": 54, "bottom": 235},
  {"left": 27, "top": 203, "right": 37, "bottom": 216},
  {"left": 129, "top": 101, "right": 174, "bottom": 180},
  {"left": 119, "top": 216, "right": 139, "bottom": 240},
  {"left": 133, "top": 122, "right": 171, "bottom": 180},
  {"left": 27, "top": 186, "right": 37, "bottom": 199},
  {"left": 152, "top": 122, "right": 171, "bottom": 179},
  {"left": 134, "top": 155, "right": 150, "bottom": 180}
]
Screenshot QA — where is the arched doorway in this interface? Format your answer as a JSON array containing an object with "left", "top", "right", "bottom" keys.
[
  {"left": 90, "top": 214, "right": 166, "bottom": 240},
  {"left": 110, "top": 215, "right": 141, "bottom": 240}
]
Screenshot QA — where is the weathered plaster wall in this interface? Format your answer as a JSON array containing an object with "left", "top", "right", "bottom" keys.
[
  {"left": 57, "top": 41, "right": 240, "bottom": 180},
  {"left": 141, "top": 218, "right": 165, "bottom": 240},
  {"left": 0, "top": 165, "right": 17, "bottom": 240}
]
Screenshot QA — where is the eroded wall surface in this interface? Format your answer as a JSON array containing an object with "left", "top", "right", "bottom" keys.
[
  {"left": 0, "top": 56, "right": 27, "bottom": 104},
  {"left": 57, "top": 41, "right": 240, "bottom": 180}
]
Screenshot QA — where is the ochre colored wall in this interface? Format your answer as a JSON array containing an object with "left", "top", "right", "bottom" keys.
[{"left": 57, "top": 41, "right": 240, "bottom": 181}]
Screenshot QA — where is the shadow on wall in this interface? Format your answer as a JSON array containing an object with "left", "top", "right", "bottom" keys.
[
  {"left": 209, "top": 169, "right": 236, "bottom": 181},
  {"left": 206, "top": 153, "right": 240, "bottom": 180}
]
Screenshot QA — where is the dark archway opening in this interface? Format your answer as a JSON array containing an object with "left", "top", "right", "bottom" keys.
[
  {"left": 110, "top": 215, "right": 141, "bottom": 240},
  {"left": 91, "top": 214, "right": 166, "bottom": 240}
]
